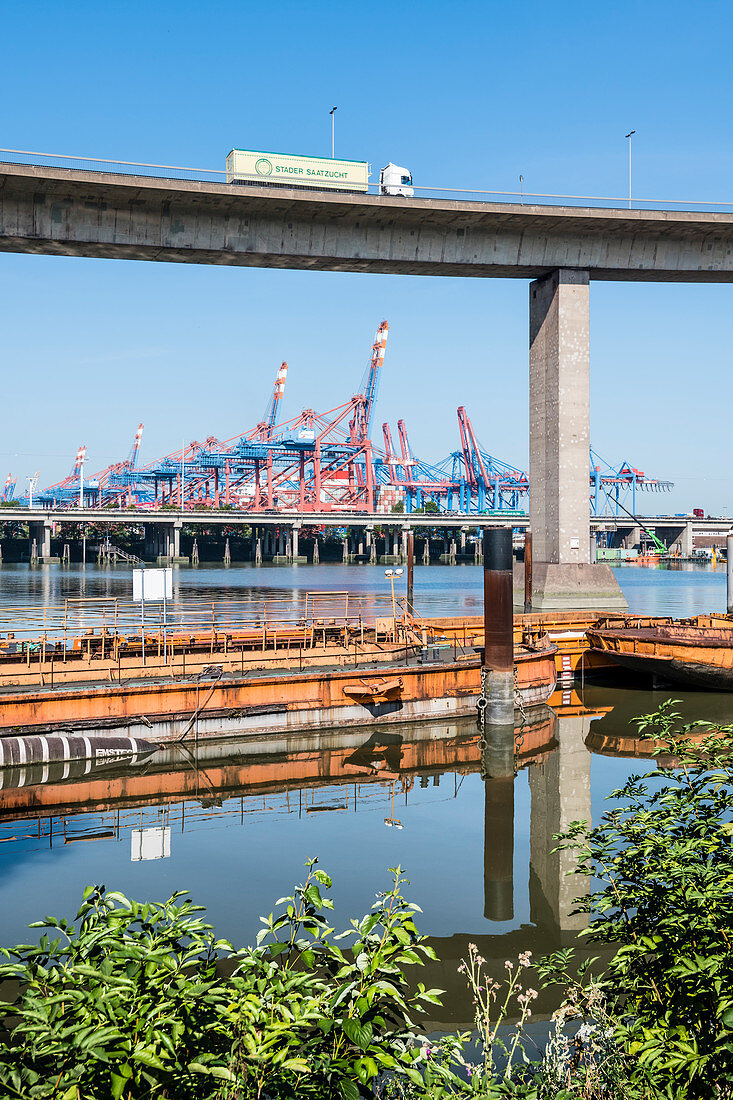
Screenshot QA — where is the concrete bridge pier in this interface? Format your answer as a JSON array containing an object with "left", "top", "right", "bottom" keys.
[
  {"left": 291, "top": 524, "right": 306, "bottom": 563},
  {"left": 527, "top": 269, "right": 627, "bottom": 610},
  {"left": 143, "top": 521, "right": 185, "bottom": 563},
  {"left": 681, "top": 521, "right": 694, "bottom": 557},
  {"left": 28, "top": 520, "right": 56, "bottom": 563},
  {"left": 144, "top": 524, "right": 158, "bottom": 561}
]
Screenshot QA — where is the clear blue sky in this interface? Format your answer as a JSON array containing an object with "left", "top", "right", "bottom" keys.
[{"left": 1, "top": 0, "right": 732, "bottom": 513}]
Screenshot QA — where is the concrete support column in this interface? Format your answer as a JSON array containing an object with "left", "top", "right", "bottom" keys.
[
  {"left": 28, "top": 521, "right": 51, "bottom": 562},
  {"left": 530, "top": 269, "right": 590, "bottom": 564},
  {"left": 292, "top": 526, "right": 299, "bottom": 560},
  {"left": 627, "top": 525, "right": 642, "bottom": 550},
  {"left": 144, "top": 524, "right": 155, "bottom": 561},
  {"left": 682, "top": 521, "right": 694, "bottom": 558},
  {"left": 401, "top": 528, "right": 408, "bottom": 560},
  {"left": 173, "top": 522, "right": 182, "bottom": 558},
  {"left": 528, "top": 269, "right": 626, "bottom": 610}
]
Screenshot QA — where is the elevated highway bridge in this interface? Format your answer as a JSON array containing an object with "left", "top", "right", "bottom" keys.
[{"left": 3, "top": 161, "right": 732, "bottom": 604}]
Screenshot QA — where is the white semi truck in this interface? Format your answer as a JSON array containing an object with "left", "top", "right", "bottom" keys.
[{"left": 226, "top": 149, "right": 413, "bottom": 197}]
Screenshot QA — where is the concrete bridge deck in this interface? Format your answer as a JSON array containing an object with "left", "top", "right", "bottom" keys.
[{"left": 3, "top": 161, "right": 733, "bottom": 280}]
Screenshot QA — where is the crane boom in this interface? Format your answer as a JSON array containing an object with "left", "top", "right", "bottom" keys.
[
  {"left": 382, "top": 423, "right": 399, "bottom": 481},
  {"left": 358, "top": 321, "right": 388, "bottom": 443}
]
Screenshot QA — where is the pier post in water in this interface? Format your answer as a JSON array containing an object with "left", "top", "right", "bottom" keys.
[
  {"left": 406, "top": 530, "right": 414, "bottom": 611},
  {"left": 524, "top": 531, "right": 533, "bottom": 614},
  {"left": 483, "top": 527, "right": 514, "bottom": 725},
  {"left": 728, "top": 532, "right": 733, "bottom": 615}
]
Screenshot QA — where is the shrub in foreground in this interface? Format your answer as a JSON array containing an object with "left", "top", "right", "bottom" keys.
[{"left": 0, "top": 862, "right": 439, "bottom": 1099}]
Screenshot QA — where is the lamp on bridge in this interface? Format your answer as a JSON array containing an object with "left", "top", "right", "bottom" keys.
[{"left": 625, "top": 130, "right": 636, "bottom": 209}]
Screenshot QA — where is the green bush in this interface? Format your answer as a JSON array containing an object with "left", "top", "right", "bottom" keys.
[
  {"left": 0, "top": 863, "right": 440, "bottom": 1100},
  {"left": 550, "top": 701, "right": 733, "bottom": 1099}
]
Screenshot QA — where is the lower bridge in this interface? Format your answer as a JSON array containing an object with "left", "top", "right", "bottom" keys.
[{"left": 0, "top": 508, "right": 728, "bottom": 564}]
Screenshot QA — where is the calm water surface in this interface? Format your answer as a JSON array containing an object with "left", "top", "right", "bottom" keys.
[{"left": 0, "top": 560, "right": 727, "bottom": 1027}]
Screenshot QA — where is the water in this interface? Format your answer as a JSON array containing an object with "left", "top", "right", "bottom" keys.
[{"left": 0, "top": 560, "right": 728, "bottom": 1028}]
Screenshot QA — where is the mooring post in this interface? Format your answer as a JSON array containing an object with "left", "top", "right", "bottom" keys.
[
  {"left": 483, "top": 527, "right": 514, "bottom": 725},
  {"left": 727, "top": 532, "right": 733, "bottom": 615},
  {"left": 524, "top": 531, "right": 533, "bottom": 614},
  {"left": 406, "top": 530, "right": 414, "bottom": 610}
]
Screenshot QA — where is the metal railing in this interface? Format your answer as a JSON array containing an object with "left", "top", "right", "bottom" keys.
[
  {"left": 0, "top": 591, "right": 412, "bottom": 643},
  {"left": 3, "top": 147, "right": 733, "bottom": 213}
]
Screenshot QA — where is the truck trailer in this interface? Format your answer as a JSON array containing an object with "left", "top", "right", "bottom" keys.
[
  {"left": 226, "top": 149, "right": 414, "bottom": 197},
  {"left": 226, "top": 149, "right": 370, "bottom": 192}
]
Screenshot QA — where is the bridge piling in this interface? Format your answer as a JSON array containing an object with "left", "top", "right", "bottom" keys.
[
  {"left": 529, "top": 270, "right": 626, "bottom": 610},
  {"left": 482, "top": 528, "right": 514, "bottom": 726}
]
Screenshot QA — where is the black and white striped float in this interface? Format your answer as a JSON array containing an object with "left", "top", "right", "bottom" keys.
[{"left": 0, "top": 734, "right": 158, "bottom": 791}]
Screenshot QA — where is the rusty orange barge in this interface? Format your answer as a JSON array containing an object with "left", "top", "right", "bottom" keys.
[
  {"left": 0, "top": 643, "right": 556, "bottom": 742},
  {"left": 587, "top": 613, "right": 733, "bottom": 690}
]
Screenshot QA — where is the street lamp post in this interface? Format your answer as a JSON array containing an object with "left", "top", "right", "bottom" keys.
[
  {"left": 625, "top": 130, "right": 636, "bottom": 209},
  {"left": 330, "top": 106, "right": 337, "bottom": 158},
  {"left": 519, "top": 174, "right": 524, "bottom": 205},
  {"left": 384, "top": 567, "right": 404, "bottom": 641}
]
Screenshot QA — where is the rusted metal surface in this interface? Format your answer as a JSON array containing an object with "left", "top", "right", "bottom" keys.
[
  {"left": 0, "top": 636, "right": 421, "bottom": 691},
  {"left": 587, "top": 614, "right": 733, "bottom": 689},
  {"left": 421, "top": 611, "right": 618, "bottom": 680},
  {"left": 482, "top": 529, "right": 513, "bottom": 674},
  {"left": 0, "top": 648, "right": 556, "bottom": 736}
]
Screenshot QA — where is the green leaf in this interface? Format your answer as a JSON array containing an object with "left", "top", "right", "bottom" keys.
[
  {"left": 110, "top": 1066, "right": 133, "bottom": 1099},
  {"left": 304, "top": 884, "right": 323, "bottom": 909},
  {"left": 339, "top": 1079, "right": 361, "bottom": 1100},
  {"left": 343, "top": 1017, "right": 374, "bottom": 1050}
]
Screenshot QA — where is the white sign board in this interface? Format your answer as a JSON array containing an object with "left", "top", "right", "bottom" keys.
[
  {"left": 133, "top": 568, "right": 172, "bottom": 602},
  {"left": 131, "top": 826, "right": 171, "bottom": 862}
]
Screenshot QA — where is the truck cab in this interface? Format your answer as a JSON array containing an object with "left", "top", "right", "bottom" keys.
[{"left": 380, "top": 163, "right": 413, "bottom": 198}]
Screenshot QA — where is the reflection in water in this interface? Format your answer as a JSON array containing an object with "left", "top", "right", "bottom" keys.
[
  {"left": 482, "top": 726, "right": 515, "bottom": 923},
  {"left": 0, "top": 705, "right": 600, "bottom": 1026},
  {"left": 530, "top": 714, "right": 591, "bottom": 939},
  {"left": 0, "top": 560, "right": 731, "bottom": 1028}
]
